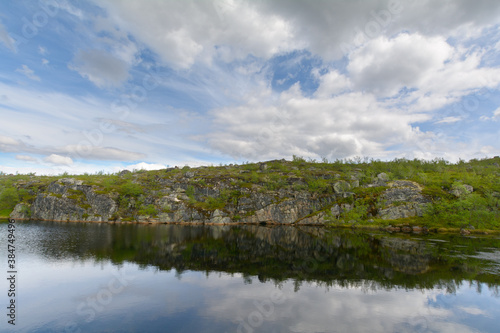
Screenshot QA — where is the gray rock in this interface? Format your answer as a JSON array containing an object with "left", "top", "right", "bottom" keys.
[
  {"left": 210, "top": 209, "right": 231, "bottom": 224},
  {"left": 379, "top": 203, "right": 427, "bottom": 220},
  {"left": 377, "top": 173, "right": 389, "bottom": 182},
  {"left": 10, "top": 203, "right": 31, "bottom": 220},
  {"left": 58, "top": 178, "right": 83, "bottom": 186},
  {"left": 29, "top": 180, "right": 117, "bottom": 221},
  {"left": 450, "top": 184, "right": 473, "bottom": 197},
  {"left": 377, "top": 181, "right": 430, "bottom": 220},
  {"left": 333, "top": 180, "right": 351, "bottom": 194}
]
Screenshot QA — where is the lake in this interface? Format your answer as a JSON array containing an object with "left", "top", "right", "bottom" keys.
[{"left": 1, "top": 220, "right": 500, "bottom": 333}]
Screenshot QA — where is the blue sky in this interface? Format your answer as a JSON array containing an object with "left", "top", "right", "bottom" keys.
[{"left": 1, "top": 0, "right": 500, "bottom": 175}]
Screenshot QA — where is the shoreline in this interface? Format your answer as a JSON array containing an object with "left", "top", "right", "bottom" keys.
[{"left": 4, "top": 217, "right": 499, "bottom": 235}]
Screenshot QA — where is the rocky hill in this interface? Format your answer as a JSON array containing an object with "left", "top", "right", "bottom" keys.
[{"left": 4, "top": 157, "right": 500, "bottom": 230}]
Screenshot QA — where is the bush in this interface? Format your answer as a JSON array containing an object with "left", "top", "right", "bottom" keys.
[
  {"left": 138, "top": 204, "right": 158, "bottom": 216},
  {"left": 186, "top": 185, "right": 195, "bottom": 200},
  {"left": 119, "top": 181, "right": 143, "bottom": 197},
  {"left": 0, "top": 188, "right": 19, "bottom": 211},
  {"left": 424, "top": 193, "right": 498, "bottom": 228}
]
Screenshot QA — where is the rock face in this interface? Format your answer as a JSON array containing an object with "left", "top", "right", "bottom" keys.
[
  {"left": 10, "top": 174, "right": 432, "bottom": 225},
  {"left": 378, "top": 181, "right": 430, "bottom": 220},
  {"left": 11, "top": 178, "right": 117, "bottom": 221}
]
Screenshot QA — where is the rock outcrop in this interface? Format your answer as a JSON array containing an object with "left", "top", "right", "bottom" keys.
[
  {"left": 378, "top": 181, "right": 430, "bottom": 220},
  {"left": 10, "top": 171, "right": 432, "bottom": 225},
  {"left": 11, "top": 178, "right": 117, "bottom": 221}
]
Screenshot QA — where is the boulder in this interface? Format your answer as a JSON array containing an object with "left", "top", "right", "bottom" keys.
[
  {"left": 333, "top": 180, "right": 351, "bottom": 194},
  {"left": 378, "top": 181, "right": 430, "bottom": 220}
]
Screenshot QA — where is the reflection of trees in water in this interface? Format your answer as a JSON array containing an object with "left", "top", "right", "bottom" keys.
[{"left": 27, "top": 221, "right": 500, "bottom": 292}]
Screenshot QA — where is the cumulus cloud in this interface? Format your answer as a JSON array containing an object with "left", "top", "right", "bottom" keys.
[
  {"left": 69, "top": 49, "right": 129, "bottom": 87},
  {"left": 95, "top": 0, "right": 500, "bottom": 68},
  {"left": 347, "top": 33, "right": 453, "bottom": 96},
  {"left": 313, "top": 70, "right": 351, "bottom": 98},
  {"left": 43, "top": 154, "right": 74, "bottom": 166},
  {"left": 97, "top": 0, "right": 297, "bottom": 68},
  {"left": 16, "top": 65, "right": 41, "bottom": 81},
  {"left": 100, "top": 0, "right": 500, "bottom": 68},
  {"left": 208, "top": 83, "right": 426, "bottom": 161}
]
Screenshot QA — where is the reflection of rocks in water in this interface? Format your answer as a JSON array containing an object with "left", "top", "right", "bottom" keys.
[
  {"left": 28, "top": 222, "right": 500, "bottom": 290},
  {"left": 380, "top": 238, "right": 431, "bottom": 274}
]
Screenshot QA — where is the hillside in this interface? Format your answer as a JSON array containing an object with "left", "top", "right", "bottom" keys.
[{"left": 1, "top": 157, "right": 500, "bottom": 232}]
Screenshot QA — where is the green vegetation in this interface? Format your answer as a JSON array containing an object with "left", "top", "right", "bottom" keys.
[{"left": 1, "top": 156, "right": 499, "bottom": 231}]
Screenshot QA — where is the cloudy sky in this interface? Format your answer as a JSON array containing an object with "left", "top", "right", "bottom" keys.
[{"left": 1, "top": 0, "right": 500, "bottom": 174}]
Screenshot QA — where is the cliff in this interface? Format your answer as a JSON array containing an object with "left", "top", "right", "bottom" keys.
[{"left": 5, "top": 157, "right": 500, "bottom": 229}]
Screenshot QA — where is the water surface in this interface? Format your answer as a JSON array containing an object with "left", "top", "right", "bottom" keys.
[{"left": 1, "top": 221, "right": 499, "bottom": 332}]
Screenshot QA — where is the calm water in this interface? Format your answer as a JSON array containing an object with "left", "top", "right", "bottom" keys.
[{"left": 1, "top": 221, "right": 500, "bottom": 333}]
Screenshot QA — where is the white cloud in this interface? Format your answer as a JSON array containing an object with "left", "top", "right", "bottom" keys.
[
  {"left": 15, "top": 155, "right": 38, "bottom": 162},
  {"left": 59, "top": 145, "right": 146, "bottom": 161},
  {"left": 119, "top": 162, "right": 166, "bottom": 172},
  {"left": 16, "top": 65, "right": 41, "bottom": 81},
  {"left": 457, "top": 306, "right": 489, "bottom": 316},
  {"left": 97, "top": 0, "right": 297, "bottom": 68},
  {"left": 69, "top": 49, "right": 129, "bottom": 88},
  {"left": 348, "top": 33, "right": 453, "bottom": 96},
  {"left": 42, "top": 58, "right": 49, "bottom": 66},
  {"left": 435, "top": 116, "right": 462, "bottom": 124},
  {"left": 0, "top": 20, "right": 14, "bottom": 52},
  {"left": 207, "top": 84, "right": 427, "bottom": 161},
  {"left": 494, "top": 107, "right": 500, "bottom": 118},
  {"left": 0, "top": 135, "right": 26, "bottom": 152},
  {"left": 314, "top": 70, "right": 351, "bottom": 98},
  {"left": 43, "top": 154, "right": 74, "bottom": 166},
  {"left": 38, "top": 46, "right": 47, "bottom": 55},
  {"left": 0, "top": 83, "right": 149, "bottom": 162},
  {"left": 93, "top": 1, "right": 500, "bottom": 69}
]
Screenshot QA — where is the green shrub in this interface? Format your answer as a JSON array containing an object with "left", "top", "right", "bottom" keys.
[
  {"left": 186, "top": 185, "right": 195, "bottom": 200},
  {"left": 138, "top": 204, "right": 158, "bottom": 216},
  {"left": 0, "top": 187, "right": 20, "bottom": 210},
  {"left": 119, "top": 181, "right": 142, "bottom": 197}
]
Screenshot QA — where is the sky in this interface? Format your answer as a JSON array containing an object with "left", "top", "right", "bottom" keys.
[{"left": 1, "top": 0, "right": 500, "bottom": 175}]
